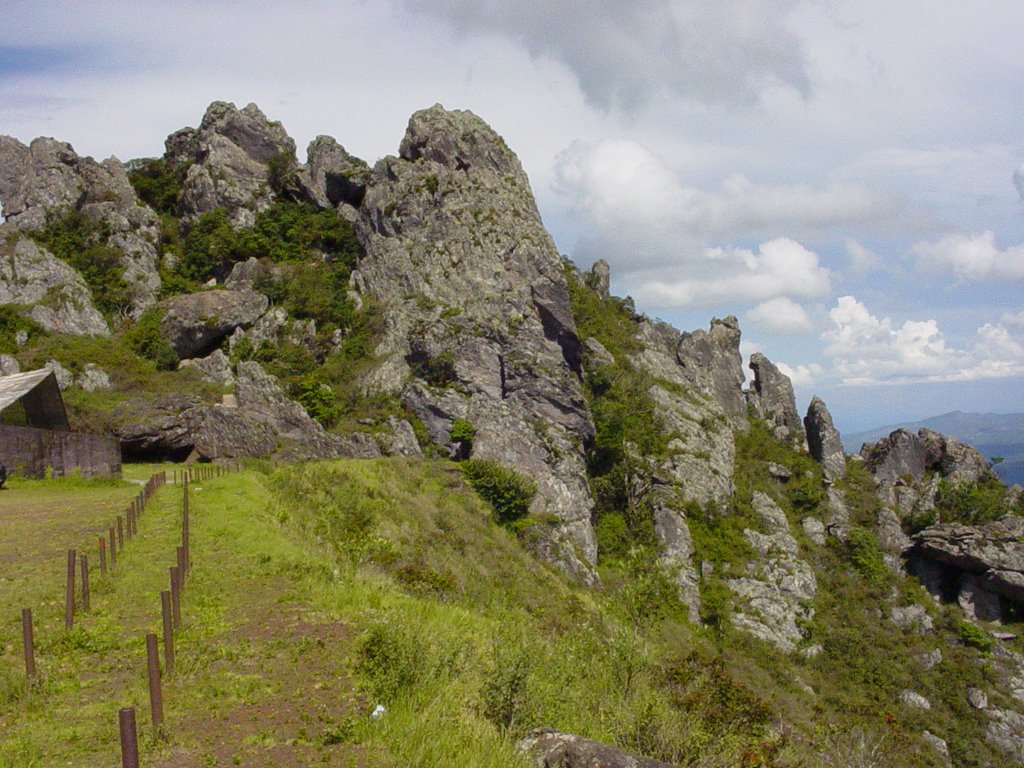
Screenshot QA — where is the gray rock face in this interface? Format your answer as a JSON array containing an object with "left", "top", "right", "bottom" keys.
[
  {"left": 181, "top": 404, "right": 278, "bottom": 459},
  {"left": 0, "top": 136, "right": 162, "bottom": 313},
  {"left": 987, "top": 708, "right": 1024, "bottom": 763},
  {"left": 234, "top": 361, "right": 380, "bottom": 460},
  {"left": 862, "top": 427, "right": 989, "bottom": 488},
  {"left": 675, "top": 316, "right": 747, "bottom": 419},
  {"left": 175, "top": 101, "right": 298, "bottom": 226},
  {"left": 77, "top": 363, "right": 111, "bottom": 392},
  {"left": 726, "top": 492, "right": 817, "bottom": 652},
  {"left": 44, "top": 359, "right": 73, "bottom": 390},
  {"left": 589, "top": 258, "right": 611, "bottom": 299},
  {"left": 303, "top": 135, "right": 370, "bottom": 213},
  {"left": 377, "top": 417, "right": 422, "bottom": 457},
  {"left": 889, "top": 603, "right": 934, "bottom": 634},
  {"left": 159, "top": 289, "right": 268, "bottom": 358},
  {"left": 909, "top": 515, "right": 1024, "bottom": 617},
  {"left": 746, "top": 352, "right": 804, "bottom": 445},
  {"left": 178, "top": 349, "right": 234, "bottom": 387},
  {"left": 0, "top": 354, "right": 19, "bottom": 376},
  {"left": 112, "top": 395, "right": 199, "bottom": 459},
  {"left": 0, "top": 237, "right": 109, "bottom": 335},
  {"left": 519, "top": 728, "right": 681, "bottom": 768},
  {"left": 804, "top": 396, "right": 846, "bottom": 481},
  {"left": 355, "top": 104, "right": 597, "bottom": 583}
]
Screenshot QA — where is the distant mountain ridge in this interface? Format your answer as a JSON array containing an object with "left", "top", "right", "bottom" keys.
[{"left": 845, "top": 411, "right": 1024, "bottom": 486}]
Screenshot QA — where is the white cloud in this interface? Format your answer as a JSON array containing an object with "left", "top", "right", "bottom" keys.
[
  {"left": 405, "top": 0, "right": 811, "bottom": 110},
  {"left": 747, "top": 297, "right": 814, "bottom": 334},
  {"left": 1015, "top": 162, "right": 1024, "bottom": 201},
  {"left": 775, "top": 361, "right": 823, "bottom": 387},
  {"left": 554, "top": 138, "right": 888, "bottom": 240},
  {"left": 631, "top": 238, "right": 831, "bottom": 308},
  {"left": 1000, "top": 310, "right": 1024, "bottom": 327},
  {"left": 845, "top": 239, "right": 883, "bottom": 278},
  {"left": 912, "top": 231, "right": 1024, "bottom": 282},
  {"left": 822, "top": 295, "right": 1024, "bottom": 384}
]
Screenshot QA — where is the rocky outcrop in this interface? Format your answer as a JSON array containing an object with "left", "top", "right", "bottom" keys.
[
  {"left": 234, "top": 361, "right": 380, "bottom": 461},
  {"left": 0, "top": 354, "right": 19, "bottom": 376},
  {"left": 988, "top": 708, "right": 1024, "bottom": 764},
  {"left": 589, "top": 259, "right": 610, "bottom": 300},
  {"left": 675, "top": 316, "right": 747, "bottom": 420},
  {"left": 355, "top": 104, "right": 597, "bottom": 583},
  {"left": 174, "top": 101, "right": 299, "bottom": 227},
  {"left": 112, "top": 395, "right": 199, "bottom": 460},
  {"left": 862, "top": 428, "right": 989, "bottom": 488},
  {"left": 726, "top": 492, "right": 817, "bottom": 652},
  {"left": 303, "top": 135, "right": 370, "bottom": 216},
  {"left": 178, "top": 349, "right": 234, "bottom": 387},
  {"left": 746, "top": 352, "right": 804, "bottom": 445},
  {"left": 804, "top": 396, "right": 846, "bottom": 481},
  {"left": 0, "top": 136, "right": 162, "bottom": 313},
  {"left": 159, "top": 289, "right": 268, "bottom": 358},
  {"left": 519, "top": 728, "right": 681, "bottom": 768},
  {"left": 0, "top": 237, "right": 109, "bottom": 335},
  {"left": 908, "top": 515, "right": 1024, "bottom": 620},
  {"left": 181, "top": 404, "right": 278, "bottom": 459}
]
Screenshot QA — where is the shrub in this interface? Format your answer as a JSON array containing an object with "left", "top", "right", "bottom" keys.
[
  {"left": 0, "top": 306, "right": 45, "bottom": 354},
  {"left": 290, "top": 374, "right": 338, "bottom": 427},
  {"left": 123, "top": 307, "right": 179, "bottom": 370},
  {"left": 461, "top": 460, "right": 537, "bottom": 525},
  {"left": 847, "top": 527, "right": 889, "bottom": 584},
  {"left": 958, "top": 620, "right": 995, "bottom": 652},
  {"left": 126, "top": 156, "right": 191, "bottom": 215},
  {"left": 936, "top": 474, "right": 1020, "bottom": 526}
]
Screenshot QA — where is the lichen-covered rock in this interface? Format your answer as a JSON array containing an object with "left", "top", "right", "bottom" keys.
[
  {"left": 987, "top": 707, "right": 1024, "bottom": 763},
  {"left": 0, "top": 237, "right": 109, "bottom": 335},
  {"left": 44, "top": 359, "right": 73, "bottom": 391},
  {"left": 675, "top": 316, "right": 747, "bottom": 420},
  {"left": 175, "top": 101, "right": 299, "bottom": 226},
  {"left": 900, "top": 690, "right": 932, "bottom": 710},
  {"left": 726, "top": 492, "right": 817, "bottom": 652},
  {"left": 519, "top": 728, "right": 681, "bottom": 768},
  {"left": 303, "top": 135, "right": 370, "bottom": 214},
  {"left": 909, "top": 515, "right": 1024, "bottom": 617},
  {"left": 76, "top": 363, "right": 111, "bottom": 392},
  {"left": 589, "top": 258, "right": 611, "bottom": 300},
  {"left": 178, "top": 349, "right": 234, "bottom": 387},
  {"left": 377, "top": 416, "right": 422, "bottom": 457},
  {"left": 355, "top": 104, "right": 596, "bottom": 583},
  {"left": 802, "top": 516, "right": 826, "bottom": 545},
  {"left": 804, "top": 396, "right": 846, "bottom": 481},
  {"left": 0, "top": 136, "right": 161, "bottom": 313},
  {"left": 181, "top": 404, "right": 278, "bottom": 459},
  {"left": 889, "top": 603, "right": 934, "bottom": 633},
  {"left": 746, "top": 352, "right": 804, "bottom": 445},
  {"left": 0, "top": 354, "right": 19, "bottom": 376},
  {"left": 159, "top": 289, "right": 268, "bottom": 358}
]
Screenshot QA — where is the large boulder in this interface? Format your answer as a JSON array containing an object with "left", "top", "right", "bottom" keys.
[
  {"left": 303, "top": 135, "right": 371, "bottom": 214},
  {"left": 175, "top": 101, "right": 300, "bottom": 226},
  {"left": 746, "top": 352, "right": 804, "bottom": 445},
  {"left": 355, "top": 104, "right": 597, "bottom": 583},
  {"left": 804, "top": 396, "right": 846, "bottom": 481},
  {"left": 0, "top": 136, "right": 162, "bottom": 314},
  {"left": 159, "top": 289, "right": 268, "bottom": 358},
  {"left": 519, "top": 729, "right": 681, "bottom": 768},
  {"left": 862, "top": 428, "right": 989, "bottom": 487},
  {"left": 908, "top": 515, "right": 1024, "bottom": 619},
  {"left": 181, "top": 404, "right": 278, "bottom": 459},
  {"left": 0, "top": 236, "right": 109, "bottom": 335},
  {"left": 726, "top": 492, "right": 817, "bottom": 652}
]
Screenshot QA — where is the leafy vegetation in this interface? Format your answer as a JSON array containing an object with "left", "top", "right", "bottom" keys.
[
  {"left": 125, "top": 156, "right": 191, "bottom": 215},
  {"left": 461, "top": 460, "right": 537, "bottom": 525},
  {"left": 123, "top": 306, "right": 179, "bottom": 370}
]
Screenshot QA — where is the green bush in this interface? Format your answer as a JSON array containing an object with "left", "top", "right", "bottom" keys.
[
  {"left": 123, "top": 307, "right": 179, "bottom": 370},
  {"left": 461, "top": 460, "right": 537, "bottom": 525},
  {"left": 290, "top": 374, "right": 338, "bottom": 427},
  {"left": 0, "top": 306, "right": 45, "bottom": 354},
  {"left": 846, "top": 526, "right": 889, "bottom": 584},
  {"left": 935, "top": 473, "right": 1020, "bottom": 526},
  {"left": 126, "top": 157, "right": 191, "bottom": 215},
  {"left": 958, "top": 620, "right": 995, "bottom": 652}
]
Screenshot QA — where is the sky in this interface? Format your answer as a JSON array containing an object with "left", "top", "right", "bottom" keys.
[{"left": 1, "top": 0, "right": 1023, "bottom": 433}]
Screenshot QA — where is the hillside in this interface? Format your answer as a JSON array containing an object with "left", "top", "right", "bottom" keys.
[{"left": 2, "top": 101, "right": 1024, "bottom": 767}]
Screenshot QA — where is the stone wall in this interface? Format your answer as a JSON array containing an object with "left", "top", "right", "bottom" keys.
[{"left": 0, "top": 424, "right": 121, "bottom": 479}]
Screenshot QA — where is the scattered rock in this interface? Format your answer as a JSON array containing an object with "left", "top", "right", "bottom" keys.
[
  {"left": 921, "top": 731, "right": 951, "bottom": 764},
  {"left": 917, "top": 648, "right": 943, "bottom": 670},
  {"left": 746, "top": 352, "right": 804, "bottom": 445},
  {"left": 767, "top": 462, "right": 791, "bottom": 482},
  {"left": 889, "top": 604, "right": 934, "bottom": 634},
  {"left": 804, "top": 396, "right": 846, "bottom": 481},
  {"left": 178, "top": 349, "right": 234, "bottom": 387},
  {"left": 159, "top": 289, "right": 268, "bottom": 358},
  {"left": 76, "top": 363, "right": 111, "bottom": 392},
  {"left": 900, "top": 690, "right": 932, "bottom": 710},
  {"left": 987, "top": 708, "right": 1024, "bottom": 763},
  {"left": 0, "top": 354, "right": 20, "bottom": 376},
  {"left": 967, "top": 686, "right": 989, "bottom": 710},
  {"left": 44, "top": 359, "right": 73, "bottom": 390},
  {"left": 583, "top": 336, "right": 615, "bottom": 368},
  {"left": 994, "top": 645, "right": 1024, "bottom": 703},
  {"left": 518, "top": 728, "right": 681, "bottom": 768},
  {"left": 726, "top": 492, "right": 817, "bottom": 652},
  {"left": 802, "top": 516, "right": 826, "bottom": 546},
  {"left": 0, "top": 237, "right": 109, "bottom": 335}
]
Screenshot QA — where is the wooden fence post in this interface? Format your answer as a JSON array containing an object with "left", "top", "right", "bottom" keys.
[
  {"left": 21, "top": 608, "right": 35, "bottom": 679},
  {"left": 146, "top": 633, "right": 164, "bottom": 729},
  {"left": 118, "top": 707, "right": 140, "bottom": 768},
  {"left": 79, "top": 554, "right": 90, "bottom": 612}
]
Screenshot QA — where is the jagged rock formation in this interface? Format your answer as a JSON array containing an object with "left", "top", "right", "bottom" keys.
[
  {"left": 862, "top": 427, "right": 989, "bottom": 489},
  {"left": 354, "top": 104, "right": 598, "bottom": 583},
  {"left": 804, "top": 396, "right": 846, "bottom": 481},
  {"left": 172, "top": 101, "right": 299, "bottom": 227},
  {"left": 0, "top": 237, "right": 109, "bottom": 335},
  {"left": 746, "top": 352, "right": 804, "bottom": 445},
  {"left": 908, "top": 515, "right": 1024, "bottom": 622},
  {"left": 304, "top": 135, "right": 370, "bottom": 217},
  {"left": 178, "top": 349, "right": 234, "bottom": 386},
  {"left": 725, "top": 492, "right": 817, "bottom": 652},
  {"left": 0, "top": 135, "right": 162, "bottom": 313},
  {"left": 519, "top": 728, "right": 681, "bottom": 768},
  {"left": 675, "top": 315, "right": 747, "bottom": 420},
  {"left": 589, "top": 258, "right": 610, "bottom": 299},
  {"left": 159, "top": 288, "right": 269, "bottom": 358}
]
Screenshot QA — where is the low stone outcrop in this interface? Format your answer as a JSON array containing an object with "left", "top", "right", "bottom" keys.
[
  {"left": 0, "top": 237, "right": 109, "bottom": 335},
  {"left": 519, "top": 728, "right": 681, "bottom": 768},
  {"left": 181, "top": 404, "right": 278, "bottom": 459},
  {"left": 159, "top": 289, "right": 268, "bottom": 358},
  {"left": 112, "top": 395, "right": 200, "bottom": 460},
  {"left": 988, "top": 708, "right": 1024, "bottom": 764},
  {"left": 746, "top": 353, "right": 804, "bottom": 445},
  {"left": 726, "top": 492, "right": 817, "bottom": 652},
  {"left": 355, "top": 104, "right": 597, "bottom": 583},
  {"left": 174, "top": 101, "right": 300, "bottom": 227},
  {"left": 0, "top": 136, "right": 162, "bottom": 313},
  {"left": 178, "top": 349, "right": 234, "bottom": 387},
  {"left": 804, "top": 396, "right": 846, "bottom": 481},
  {"left": 908, "top": 515, "right": 1024, "bottom": 620}
]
